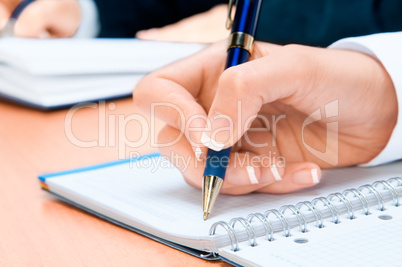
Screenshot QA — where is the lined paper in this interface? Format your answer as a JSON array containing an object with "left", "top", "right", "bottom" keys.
[{"left": 45, "top": 155, "right": 402, "bottom": 251}]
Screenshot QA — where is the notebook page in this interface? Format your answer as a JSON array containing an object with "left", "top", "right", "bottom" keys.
[
  {"left": 45, "top": 156, "right": 402, "bottom": 251},
  {"left": 218, "top": 205, "right": 402, "bottom": 266},
  {"left": 0, "top": 38, "right": 205, "bottom": 75}
]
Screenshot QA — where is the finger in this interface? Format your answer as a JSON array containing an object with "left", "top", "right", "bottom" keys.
[
  {"left": 256, "top": 162, "right": 321, "bottom": 194},
  {"left": 14, "top": 0, "right": 80, "bottom": 38},
  {"left": 14, "top": 1, "right": 51, "bottom": 37},
  {"left": 220, "top": 151, "right": 275, "bottom": 195},
  {"left": 220, "top": 150, "right": 321, "bottom": 195},
  {"left": 157, "top": 125, "right": 270, "bottom": 194},
  {"left": 227, "top": 129, "right": 322, "bottom": 194},
  {"left": 158, "top": 125, "right": 322, "bottom": 195},
  {"left": 136, "top": 28, "right": 170, "bottom": 41},
  {"left": 46, "top": 0, "right": 80, "bottom": 37},
  {"left": 232, "top": 122, "right": 273, "bottom": 155},
  {"left": 200, "top": 43, "right": 320, "bottom": 151},
  {"left": 157, "top": 125, "right": 204, "bottom": 189},
  {"left": 135, "top": 75, "right": 208, "bottom": 159},
  {"left": 134, "top": 42, "right": 227, "bottom": 159}
]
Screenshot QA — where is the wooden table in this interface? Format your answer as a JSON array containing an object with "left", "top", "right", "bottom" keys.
[{"left": 0, "top": 99, "right": 228, "bottom": 266}]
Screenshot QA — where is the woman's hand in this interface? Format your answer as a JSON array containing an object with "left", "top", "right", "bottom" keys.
[
  {"left": 0, "top": 0, "right": 80, "bottom": 38},
  {"left": 133, "top": 40, "right": 397, "bottom": 195}
]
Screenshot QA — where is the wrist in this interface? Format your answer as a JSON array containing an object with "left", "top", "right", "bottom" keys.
[{"left": 330, "top": 33, "right": 402, "bottom": 165}]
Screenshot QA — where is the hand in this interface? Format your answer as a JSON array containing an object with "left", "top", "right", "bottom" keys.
[
  {"left": 0, "top": 0, "right": 80, "bottom": 38},
  {"left": 133, "top": 40, "right": 397, "bottom": 195},
  {"left": 0, "top": 0, "right": 20, "bottom": 27},
  {"left": 136, "top": 4, "right": 230, "bottom": 43}
]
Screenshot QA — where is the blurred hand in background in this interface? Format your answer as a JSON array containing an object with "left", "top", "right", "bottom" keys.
[
  {"left": 0, "top": 0, "right": 228, "bottom": 42},
  {"left": 0, "top": 0, "right": 81, "bottom": 38},
  {"left": 136, "top": 4, "right": 229, "bottom": 43}
]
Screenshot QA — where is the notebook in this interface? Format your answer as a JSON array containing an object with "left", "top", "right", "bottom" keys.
[
  {"left": 38, "top": 153, "right": 402, "bottom": 266},
  {"left": 0, "top": 38, "right": 204, "bottom": 109}
]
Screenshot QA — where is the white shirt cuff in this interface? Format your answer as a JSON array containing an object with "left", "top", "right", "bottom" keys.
[
  {"left": 329, "top": 32, "right": 402, "bottom": 166},
  {"left": 74, "top": 0, "right": 100, "bottom": 38}
]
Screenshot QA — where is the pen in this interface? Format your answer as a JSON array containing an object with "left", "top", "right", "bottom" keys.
[
  {"left": 1, "top": 0, "right": 35, "bottom": 37},
  {"left": 202, "top": 0, "right": 262, "bottom": 220}
]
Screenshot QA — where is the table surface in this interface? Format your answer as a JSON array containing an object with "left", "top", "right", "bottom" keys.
[{"left": 0, "top": 99, "right": 228, "bottom": 266}]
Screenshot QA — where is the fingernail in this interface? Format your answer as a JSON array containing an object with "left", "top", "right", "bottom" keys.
[
  {"left": 292, "top": 168, "right": 320, "bottom": 185},
  {"left": 195, "top": 146, "right": 203, "bottom": 161},
  {"left": 246, "top": 166, "right": 259, "bottom": 184},
  {"left": 270, "top": 165, "right": 282, "bottom": 181},
  {"left": 311, "top": 168, "right": 320, "bottom": 184},
  {"left": 201, "top": 132, "right": 224, "bottom": 151}
]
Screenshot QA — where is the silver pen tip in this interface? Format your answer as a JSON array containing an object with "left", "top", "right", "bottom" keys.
[{"left": 203, "top": 175, "right": 224, "bottom": 221}]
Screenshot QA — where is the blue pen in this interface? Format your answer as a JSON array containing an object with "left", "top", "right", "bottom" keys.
[
  {"left": 1, "top": 0, "right": 35, "bottom": 37},
  {"left": 202, "top": 0, "right": 262, "bottom": 220}
]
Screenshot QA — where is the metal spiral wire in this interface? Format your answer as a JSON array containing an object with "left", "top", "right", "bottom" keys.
[{"left": 209, "top": 177, "right": 401, "bottom": 251}]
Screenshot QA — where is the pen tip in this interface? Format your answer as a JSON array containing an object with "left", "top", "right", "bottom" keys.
[{"left": 203, "top": 212, "right": 209, "bottom": 221}]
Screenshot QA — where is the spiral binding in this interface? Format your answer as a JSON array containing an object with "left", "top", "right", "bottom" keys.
[{"left": 209, "top": 177, "right": 402, "bottom": 252}]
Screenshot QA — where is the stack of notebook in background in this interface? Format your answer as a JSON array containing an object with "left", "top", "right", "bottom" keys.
[{"left": 0, "top": 38, "right": 204, "bottom": 109}]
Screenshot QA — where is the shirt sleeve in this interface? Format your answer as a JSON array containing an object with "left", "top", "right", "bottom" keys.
[
  {"left": 74, "top": 0, "right": 100, "bottom": 38},
  {"left": 329, "top": 32, "right": 402, "bottom": 166}
]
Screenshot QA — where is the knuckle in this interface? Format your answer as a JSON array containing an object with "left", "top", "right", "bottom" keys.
[
  {"left": 281, "top": 44, "right": 316, "bottom": 98},
  {"left": 220, "top": 67, "right": 250, "bottom": 100},
  {"left": 282, "top": 44, "right": 310, "bottom": 67}
]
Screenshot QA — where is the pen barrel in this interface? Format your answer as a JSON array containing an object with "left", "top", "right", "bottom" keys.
[
  {"left": 201, "top": 0, "right": 263, "bottom": 219},
  {"left": 202, "top": 47, "right": 248, "bottom": 180},
  {"left": 203, "top": 147, "right": 232, "bottom": 180},
  {"left": 225, "top": 47, "right": 250, "bottom": 69},
  {"left": 203, "top": 0, "right": 261, "bottom": 180},
  {"left": 202, "top": 48, "right": 249, "bottom": 181},
  {"left": 231, "top": 0, "right": 262, "bottom": 36}
]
